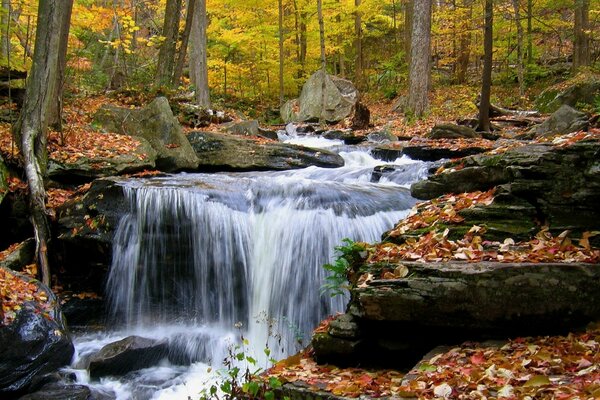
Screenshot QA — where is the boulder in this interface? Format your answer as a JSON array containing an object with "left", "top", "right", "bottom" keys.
[
  {"left": 322, "top": 130, "right": 365, "bottom": 145},
  {"left": 426, "top": 123, "right": 481, "bottom": 139},
  {"left": 187, "top": 131, "right": 344, "bottom": 171},
  {"left": 88, "top": 336, "right": 168, "bottom": 378},
  {"left": 0, "top": 238, "right": 35, "bottom": 271},
  {"left": 527, "top": 104, "right": 589, "bottom": 137},
  {"left": 367, "top": 130, "right": 398, "bottom": 143},
  {"left": 282, "top": 70, "right": 358, "bottom": 123},
  {"left": 93, "top": 97, "right": 199, "bottom": 172},
  {"left": 350, "top": 102, "right": 370, "bottom": 130},
  {"left": 535, "top": 73, "right": 600, "bottom": 113},
  {"left": 0, "top": 267, "right": 74, "bottom": 397},
  {"left": 0, "top": 154, "right": 7, "bottom": 206},
  {"left": 221, "top": 120, "right": 260, "bottom": 136},
  {"left": 48, "top": 136, "right": 157, "bottom": 183},
  {"left": 0, "top": 191, "right": 32, "bottom": 250},
  {"left": 18, "top": 383, "right": 115, "bottom": 400}
]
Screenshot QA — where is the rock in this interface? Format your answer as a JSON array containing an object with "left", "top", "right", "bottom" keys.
[
  {"left": 221, "top": 120, "right": 260, "bottom": 136},
  {"left": 177, "top": 103, "right": 231, "bottom": 128},
  {"left": 60, "top": 297, "right": 105, "bottom": 329},
  {"left": 0, "top": 192, "right": 32, "bottom": 250},
  {"left": 187, "top": 131, "right": 344, "bottom": 171},
  {"left": 88, "top": 336, "right": 168, "bottom": 378},
  {"left": 93, "top": 97, "right": 199, "bottom": 172},
  {"left": 370, "top": 147, "right": 404, "bottom": 162},
  {"left": 402, "top": 144, "right": 490, "bottom": 162},
  {"left": 257, "top": 128, "right": 279, "bottom": 141},
  {"left": 427, "top": 123, "right": 482, "bottom": 139},
  {"left": 535, "top": 73, "right": 600, "bottom": 113},
  {"left": 322, "top": 130, "right": 365, "bottom": 145},
  {"left": 327, "top": 314, "right": 361, "bottom": 339},
  {"left": 0, "top": 267, "right": 74, "bottom": 397},
  {"left": 527, "top": 105, "right": 589, "bottom": 137},
  {"left": 370, "top": 165, "right": 399, "bottom": 183},
  {"left": 350, "top": 102, "right": 370, "bottom": 130},
  {"left": 0, "top": 238, "right": 35, "bottom": 271},
  {"left": 282, "top": 70, "right": 358, "bottom": 123},
  {"left": 0, "top": 154, "right": 7, "bottom": 206},
  {"left": 367, "top": 130, "right": 397, "bottom": 143},
  {"left": 47, "top": 136, "right": 157, "bottom": 183},
  {"left": 18, "top": 383, "right": 115, "bottom": 400}
]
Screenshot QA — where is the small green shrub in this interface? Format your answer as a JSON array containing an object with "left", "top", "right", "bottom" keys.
[{"left": 321, "top": 239, "right": 367, "bottom": 298}]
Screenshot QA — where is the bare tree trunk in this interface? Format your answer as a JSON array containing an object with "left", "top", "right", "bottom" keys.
[
  {"left": 406, "top": 0, "right": 431, "bottom": 118},
  {"left": 278, "top": 0, "right": 285, "bottom": 106},
  {"left": 354, "top": 0, "right": 363, "bottom": 88},
  {"left": 573, "top": 0, "right": 590, "bottom": 71},
  {"left": 189, "top": 0, "right": 210, "bottom": 107},
  {"left": 47, "top": 0, "right": 74, "bottom": 132},
  {"left": 0, "top": 0, "right": 10, "bottom": 60},
  {"left": 404, "top": 0, "right": 413, "bottom": 67},
  {"left": 12, "top": 0, "right": 65, "bottom": 287},
  {"left": 317, "top": 0, "right": 327, "bottom": 124},
  {"left": 455, "top": 0, "right": 472, "bottom": 84},
  {"left": 172, "top": 0, "right": 196, "bottom": 86},
  {"left": 511, "top": 0, "right": 525, "bottom": 100},
  {"left": 526, "top": 0, "right": 533, "bottom": 64},
  {"left": 155, "top": 0, "right": 182, "bottom": 86},
  {"left": 477, "top": 0, "right": 493, "bottom": 132}
]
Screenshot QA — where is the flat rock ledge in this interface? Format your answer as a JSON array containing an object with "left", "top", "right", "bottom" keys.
[{"left": 312, "top": 261, "right": 600, "bottom": 369}]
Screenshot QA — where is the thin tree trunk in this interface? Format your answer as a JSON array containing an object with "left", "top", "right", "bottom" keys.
[
  {"left": 0, "top": 0, "right": 10, "bottom": 60},
  {"left": 478, "top": 0, "right": 493, "bottom": 132},
  {"left": 526, "top": 0, "right": 533, "bottom": 64},
  {"left": 511, "top": 0, "right": 525, "bottom": 100},
  {"left": 189, "top": 0, "right": 210, "bottom": 107},
  {"left": 456, "top": 0, "right": 472, "bottom": 83},
  {"left": 172, "top": 0, "right": 196, "bottom": 86},
  {"left": 573, "top": 0, "right": 590, "bottom": 71},
  {"left": 404, "top": 0, "right": 413, "bottom": 67},
  {"left": 278, "top": 0, "right": 285, "bottom": 106},
  {"left": 155, "top": 0, "right": 182, "bottom": 86},
  {"left": 12, "top": 0, "right": 66, "bottom": 287},
  {"left": 406, "top": 0, "right": 431, "bottom": 117},
  {"left": 354, "top": 0, "right": 363, "bottom": 87},
  {"left": 48, "top": 0, "right": 74, "bottom": 133},
  {"left": 317, "top": 0, "right": 326, "bottom": 124}
]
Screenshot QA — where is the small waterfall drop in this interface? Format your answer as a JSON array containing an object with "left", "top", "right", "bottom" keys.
[{"left": 73, "top": 136, "right": 429, "bottom": 399}]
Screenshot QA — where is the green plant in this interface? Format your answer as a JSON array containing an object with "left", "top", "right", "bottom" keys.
[{"left": 321, "top": 239, "right": 367, "bottom": 298}]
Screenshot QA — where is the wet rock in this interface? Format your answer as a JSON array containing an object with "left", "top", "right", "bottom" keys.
[
  {"left": 322, "top": 130, "right": 365, "bottom": 145},
  {"left": 402, "top": 144, "right": 489, "bottom": 162},
  {"left": 93, "top": 97, "right": 199, "bottom": 172},
  {"left": 0, "top": 238, "right": 35, "bottom": 271},
  {"left": 366, "top": 130, "right": 398, "bottom": 143},
  {"left": 0, "top": 192, "right": 32, "bottom": 250},
  {"left": 18, "top": 383, "right": 115, "bottom": 400},
  {"left": 187, "top": 131, "right": 344, "bottom": 171},
  {"left": 327, "top": 314, "right": 361, "bottom": 339},
  {"left": 88, "top": 336, "right": 168, "bottom": 378},
  {"left": 527, "top": 104, "right": 589, "bottom": 137},
  {"left": 47, "top": 137, "right": 157, "bottom": 183},
  {"left": 427, "top": 123, "right": 481, "bottom": 139},
  {"left": 370, "top": 147, "right": 404, "bottom": 162},
  {"left": 0, "top": 267, "right": 74, "bottom": 397}
]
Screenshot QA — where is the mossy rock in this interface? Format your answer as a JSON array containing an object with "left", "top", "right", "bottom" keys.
[
  {"left": 0, "top": 154, "right": 8, "bottom": 206},
  {"left": 535, "top": 72, "right": 600, "bottom": 113}
]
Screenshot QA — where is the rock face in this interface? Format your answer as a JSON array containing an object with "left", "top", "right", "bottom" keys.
[
  {"left": 426, "top": 123, "right": 481, "bottom": 139},
  {"left": 0, "top": 267, "right": 74, "bottom": 397},
  {"left": 410, "top": 141, "right": 600, "bottom": 242},
  {"left": 281, "top": 70, "right": 358, "bottom": 123},
  {"left": 535, "top": 74, "right": 600, "bottom": 113},
  {"left": 48, "top": 137, "right": 157, "bottom": 183},
  {"left": 187, "top": 131, "right": 344, "bottom": 171},
  {"left": 527, "top": 105, "right": 589, "bottom": 137},
  {"left": 93, "top": 97, "right": 199, "bottom": 172},
  {"left": 88, "top": 336, "right": 168, "bottom": 378}
]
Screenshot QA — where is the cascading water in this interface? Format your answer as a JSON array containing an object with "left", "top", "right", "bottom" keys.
[{"left": 69, "top": 133, "right": 429, "bottom": 399}]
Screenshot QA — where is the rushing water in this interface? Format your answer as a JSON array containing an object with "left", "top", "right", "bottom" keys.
[{"left": 68, "top": 132, "right": 428, "bottom": 399}]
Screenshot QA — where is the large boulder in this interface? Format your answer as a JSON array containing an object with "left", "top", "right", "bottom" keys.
[
  {"left": 87, "top": 336, "right": 168, "bottom": 378},
  {"left": 527, "top": 104, "right": 589, "bottom": 137},
  {"left": 48, "top": 136, "right": 157, "bottom": 183},
  {"left": 0, "top": 154, "right": 7, "bottom": 206},
  {"left": 282, "top": 70, "right": 359, "bottom": 123},
  {"left": 535, "top": 73, "right": 600, "bottom": 113},
  {"left": 187, "top": 131, "right": 344, "bottom": 171},
  {"left": 93, "top": 97, "right": 199, "bottom": 172},
  {"left": 0, "top": 267, "right": 74, "bottom": 397}
]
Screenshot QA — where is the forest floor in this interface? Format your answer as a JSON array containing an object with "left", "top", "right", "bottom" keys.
[{"left": 1, "top": 85, "right": 599, "bottom": 399}]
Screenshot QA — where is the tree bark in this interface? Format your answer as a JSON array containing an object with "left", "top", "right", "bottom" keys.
[
  {"left": 189, "top": 0, "right": 210, "bottom": 107},
  {"left": 511, "top": 0, "right": 525, "bottom": 100},
  {"left": 278, "top": 0, "right": 285, "bottom": 106},
  {"left": 404, "top": 0, "right": 413, "bottom": 67},
  {"left": 47, "top": 0, "right": 74, "bottom": 132},
  {"left": 317, "top": 0, "right": 326, "bottom": 124},
  {"left": 477, "top": 0, "right": 493, "bottom": 132},
  {"left": 0, "top": 0, "right": 10, "bottom": 61},
  {"left": 406, "top": 0, "right": 431, "bottom": 118},
  {"left": 354, "top": 0, "right": 363, "bottom": 88},
  {"left": 12, "top": 0, "right": 65, "bottom": 287},
  {"left": 573, "top": 0, "right": 590, "bottom": 71},
  {"left": 172, "top": 0, "right": 196, "bottom": 86},
  {"left": 526, "top": 0, "right": 533, "bottom": 64},
  {"left": 455, "top": 0, "right": 473, "bottom": 84},
  {"left": 155, "top": 0, "right": 183, "bottom": 87}
]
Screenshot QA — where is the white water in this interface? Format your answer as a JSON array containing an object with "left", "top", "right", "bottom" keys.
[{"left": 69, "top": 132, "right": 428, "bottom": 399}]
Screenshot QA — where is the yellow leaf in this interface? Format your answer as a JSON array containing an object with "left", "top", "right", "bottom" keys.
[{"left": 523, "top": 375, "right": 550, "bottom": 387}]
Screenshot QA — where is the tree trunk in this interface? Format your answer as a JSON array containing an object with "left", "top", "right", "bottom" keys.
[
  {"left": 12, "top": 0, "right": 66, "bottom": 287},
  {"left": 511, "top": 0, "right": 525, "bottom": 100},
  {"left": 573, "top": 0, "right": 590, "bottom": 71},
  {"left": 278, "top": 0, "right": 285, "bottom": 106},
  {"left": 317, "top": 0, "right": 326, "bottom": 124},
  {"left": 155, "top": 0, "right": 182, "bottom": 87},
  {"left": 0, "top": 0, "right": 10, "bottom": 61},
  {"left": 404, "top": 0, "right": 413, "bottom": 66},
  {"left": 189, "top": 0, "right": 210, "bottom": 107},
  {"left": 455, "top": 0, "right": 472, "bottom": 84},
  {"left": 406, "top": 0, "right": 431, "bottom": 118},
  {"left": 526, "top": 0, "right": 533, "bottom": 64},
  {"left": 354, "top": 0, "right": 363, "bottom": 88},
  {"left": 47, "top": 0, "right": 74, "bottom": 132},
  {"left": 477, "top": 0, "right": 493, "bottom": 132},
  {"left": 172, "top": 0, "right": 196, "bottom": 86}
]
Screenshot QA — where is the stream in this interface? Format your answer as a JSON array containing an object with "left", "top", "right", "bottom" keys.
[{"left": 66, "top": 130, "right": 429, "bottom": 399}]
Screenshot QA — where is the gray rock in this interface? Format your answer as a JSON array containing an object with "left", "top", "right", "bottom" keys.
[
  {"left": 0, "top": 267, "right": 74, "bottom": 397},
  {"left": 282, "top": 70, "right": 358, "bottom": 123},
  {"left": 0, "top": 238, "right": 34, "bottom": 271},
  {"left": 221, "top": 120, "right": 260, "bottom": 136},
  {"left": 280, "top": 99, "right": 300, "bottom": 123},
  {"left": 327, "top": 314, "right": 361, "bottom": 339},
  {"left": 535, "top": 76, "right": 600, "bottom": 113},
  {"left": 93, "top": 97, "right": 199, "bottom": 172},
  {"left": 528, "top": 104, "right": 589, "bottom": 137},
  {"left": 367, "top": 130, "right": 398, "bottom": 143},
  {"left": 18, "top": 383, "right": 115, "bottom": 400},
  {"left": 88, "top": 336, "right": 168, "bottom": 378},
  {"left": 187, "top": 131, "right": 344, "bottom": 171},
  {"left": 48, "top": 136, "right": 157, "bottom": 182},
  {"left": 427, "top": 123, "right": 481, "bottom": 139}
]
